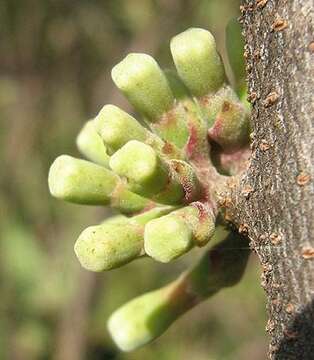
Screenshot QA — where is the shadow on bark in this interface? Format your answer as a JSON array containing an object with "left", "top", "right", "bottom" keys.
[{"left": 275, "top": 298, "right": 314, "bottom": 360}]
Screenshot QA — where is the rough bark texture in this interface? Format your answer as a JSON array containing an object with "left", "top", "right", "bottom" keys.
[{"left": 225, "top": 1, "right": 313, "bottom": 359}]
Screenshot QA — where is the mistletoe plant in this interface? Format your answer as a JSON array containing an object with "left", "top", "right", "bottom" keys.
[{"left": 49, "top": 24, "right": 251, "bottom": 351}]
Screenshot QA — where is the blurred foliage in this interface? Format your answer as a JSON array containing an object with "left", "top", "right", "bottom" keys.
[{"left": 0, "top": 1, "right": 267, "bottom": 359}]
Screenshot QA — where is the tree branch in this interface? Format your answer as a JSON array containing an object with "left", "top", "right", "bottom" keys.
[{"left": 224, "top": 1, "right": 314, "bottom": 358}]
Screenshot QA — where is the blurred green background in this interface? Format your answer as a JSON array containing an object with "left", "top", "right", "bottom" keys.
[{"left": 0, "top": 1, "right": 267, "bottom": 359}]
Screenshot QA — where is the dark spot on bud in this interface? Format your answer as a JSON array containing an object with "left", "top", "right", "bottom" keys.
[
  {"left": 162, "top": 142, "right": 174, "bottom": 155},
  {"left": 222, "top": 101, "right": 231, "bottom": 112}
]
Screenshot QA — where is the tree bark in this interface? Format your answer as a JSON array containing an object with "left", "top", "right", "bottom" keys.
[{"left": 225, "top": 1, "right": 314, "bottom": 358}]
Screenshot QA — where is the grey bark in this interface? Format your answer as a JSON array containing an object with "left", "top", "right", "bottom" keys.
[{"left": 226, "top": 1, "right": 314, "bottom": 358}]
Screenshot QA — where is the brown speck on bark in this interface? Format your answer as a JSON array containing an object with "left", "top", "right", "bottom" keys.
[
  {"left": 270, "top": 233, "right": 282, "bottom": 245},
  {"left": 259, "top": 139, "right": 270, "bottom": 151},
  {"left": 263, "top": 91, "right": 279, "bottom": 107},
  {"left": 266, "top": 319, "right": 276, "bottom": 333},
  {"left": 308, "top": 41, "right": 314, "bottom": 52},
  {"left": 283, "top": 329, "right": 299, "bottom": 340},
  {"left": 226, "top": 178, "right": 237, "bottom": 189},
  {"left": 296, "top": 172, "right": 310, "bottom": 186},
  {"left": 246, "top": 63, "right": 253, "bottom": 72},
  {"left": 253, "top": 49, "right": 261, "bottom": 60},
  {"left": 272, "top": 18, "right": 288, "bottom": 32},
  {"left": 242, "top": 184, "right": 254, "bottom": 198},
  {"left": 247, "top": 91, "right": 257, "bottom": 104},
  {"left": 269, "top": 344, "right": 279, "bottom": 353},
  {"left": 256, "top": 0, "right": 268, "bottom": 9},
  {"left": 285, "top": 303, "right": 295, "bottom": 314},
  {"left": 272, "top": 283, "right": 281, "bottom": 290},
  {"left": 259, "top": 234, "right": 267, "bottom": 242},
  {"left": 272, "top": 298, "right": 282, "bottom": 310},
  {"left": 239, "top": 223, "right": 249, "bottom": 234},
  {"left": 301, "top": 247, "right": 314, "bottom": 259},
  {"left": 218, "top": 196, "right": 232, "bottom": 208}
]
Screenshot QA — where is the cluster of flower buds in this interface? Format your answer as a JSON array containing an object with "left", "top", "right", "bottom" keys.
[{"left": 48, "top": 26, "right": 250, "bottom": 351}]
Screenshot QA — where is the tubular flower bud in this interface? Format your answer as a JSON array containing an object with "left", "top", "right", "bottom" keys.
[
  {"left": 171, "top": 29, "right": 250, "bottom": 152},
  {"left": 95, "top": 104, "right": 182, "bottom": 159},
  {"left": 95, "top": 105, "right": 147, "bottom": 153},
  {"left": 144, "top": 204, "right": 215, "bottom": 263},
  {"left": 198, "top": 85, "right": 250, "bottom": 150},
  {"left": 75, "top": 215, "right": 142, "bottom": 272},
  {"left": 48, "top": 155, "right": 118, "bottom": 205},
  {"left": 208, "top": 99, "right": 250, "bottom": 151},
  {"left": 76, "top": 120, "right": 110, "bottom": 167},
  {"left": 75, "top": 206, "right": 173, "bottom": 271},
  {"left": 48, "top": 155, "right": 150, "bottom": 213},
  {"left": 112, "top": 54, "right": 191, "bottom": 149},
  {"left": 108, "top": 232, "right": 250, "bottom": 351},
  {"left": 170, "top": 28, "right": 225, "bottom": 97},
  {"left": 112, "top": 53, "right": 174, "bottom": 120},
  {"left": 109, "top": 140, "right": 186, "bottom": 205}
]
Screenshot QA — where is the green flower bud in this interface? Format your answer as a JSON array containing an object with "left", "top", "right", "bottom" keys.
[
  {"left": 95, "top": 104, "right": 182, "bottom": 160},
  {"left": 95, "top": 105, "right": 147, "bottom": 153},
  {"left": 109, "top": 140, "right": 184, "bottom": 205},
  {"left": 75, "top": 216, "right": 141, "bottom": 272},
  {"left": 48, "top": 155, "right": 150, "bottom": 213},
  {"left": 74, "top": 206, "right": 173, "bottom": 272},
  {"left": 108, "top": 231, "right": 250, "bottom": 351},
  {"left": 144, "top": 211, "right": 193, "bottom": 263},
  {"left": 199, "top": 85, "right": 239, "bottom": 127},
  {"left": 48, "top": 155, "right": 118, "bottom": 205},
  {"left": 197, "top": 85, "right": 250, "bottom": 150},
  {"left": 144, "top": 204, "right": 215, "bottom": 263},
  {"left": 170, "top": 28, "right": 225, "bottom": 97},
  {"left": 112, "top": 53, "right": 174, "bottom": 120},
  {"left": 208, "top": 99, "right": 250, "bottom": 151},
  {"left": 76, "top": 120, "right": 110, "bottom": 167},
  {"left": 107, "top": 279, "right": 188, "bottom": 352}
]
